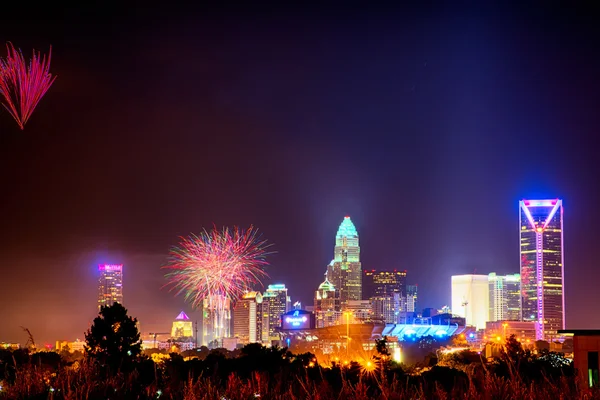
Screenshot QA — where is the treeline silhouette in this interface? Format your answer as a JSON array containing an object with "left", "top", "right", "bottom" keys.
[
  {"left": 0, "top": 339, "right": 590, "bottom": 400},
  {"left": 0, "top": 303, "right": 591, "bottom": 399}
]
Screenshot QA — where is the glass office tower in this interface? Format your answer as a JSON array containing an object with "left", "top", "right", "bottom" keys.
[{"left": 520, "top": 199, "right": 564, "bottom": 340}]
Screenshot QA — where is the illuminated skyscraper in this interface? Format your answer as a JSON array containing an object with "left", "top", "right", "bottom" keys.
[
  {"left": 371, "top": 294, "right": 400, "bottom": 324},
  {"left": 326, "top": 216, "right": 362, "bottom": 306},
  {"left": 257, "top": 299, "right": 270, "bottom": 343},
  {"left": 171, "top": 311, "right": 193, "bottom": 338},
  {"left": 488, "top": 273, "right": 521, "bottom": 321},
  {"left": 363, "top": 270, "right": 407, "bottom": 324},
  {"left": 519, "top": 199, "right": 565, "bottom": 340},
  {"left": 363, "top": 270, "right": 407, "bottom": 298},
  {"left": 97, "top": 264, "right": 123, "bottom": 310},
  {"left": 261, "top": 284, "right": 290, "bottom": 341},
  {"left": 451, "top": 275, "right": 489, "bottom": 330},
  {"left": 202, "top": 295, "right": 231, "bottom": 346},
  {"left": 404, "top": 284, "right": 418, "bottom": 312},
  {"left": 314, "top": 276, "right": 340, "bottom": 328},
  {"left": 233, "top": 292, "right": 262, "bottom": 344}
]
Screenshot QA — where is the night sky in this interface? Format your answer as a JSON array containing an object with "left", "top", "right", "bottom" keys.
[{"left": 1, "top": 3, "right": 599, "bottom": 346}]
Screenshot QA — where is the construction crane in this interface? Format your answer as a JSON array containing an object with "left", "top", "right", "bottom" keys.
[{"left": 148, "top": 332, "right": 170, "bottom": 349}]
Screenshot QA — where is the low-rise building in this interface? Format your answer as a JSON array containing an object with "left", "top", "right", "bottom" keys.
[
  {"left": 55, "top": 339, "right": 85, "bottom": 352},
  {"left": 485, "top": 321, "right": 536, "bottom": 344},
  {"left": 558, "top": 330, "right": 600, "bottom": 388}
]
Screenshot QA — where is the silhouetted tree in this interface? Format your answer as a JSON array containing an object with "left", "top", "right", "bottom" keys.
[
  {"left": 437, "top": 349, "right": 483, "bottom": 372},
  {"left": 535, "top": 340, "right": 550, "bottom": 352},
  {"left": 375, "top": 336, "right": 390, "bottom": 357},
  {"left": 236, "top": 344, "right": 288, "bottom": 377},
  {"left": 71, "top": 350, "right": 84, "bottom": 362},
  {"left": 422, "top": 366, "right": 469, "bottom": 395},
  {"left": 84, "top": 302, "right": 141, "bottom": 373},
  {"left": 534, "top": 350, "right": 575, "bottom": 380},
  {"left": 450, "top": 334, "right": 468, "bottom": 347},
  {"left": 31, "top": 351, "right": 62, "bottom": 370},
  {"left": 0, "top": 348, "right": 30, "bottom": 383},
  {"left": 197, "top": 345, "right": 210, "bottom": 360},
  {"left": 58, "top": 344, "right": 72, "bottom": 361},
  {"left": 502, "top": 334, "right": 525, "bottom": 364}
]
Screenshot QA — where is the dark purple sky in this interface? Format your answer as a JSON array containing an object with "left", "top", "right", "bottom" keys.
[{"left": 1, "top": 3, "right": 599, "bottom": 345}]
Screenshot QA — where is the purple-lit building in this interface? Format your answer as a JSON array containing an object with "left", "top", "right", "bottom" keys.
[
  {"left": 519, "top": 199, "right": 564, "bottom": 340},
  {"left": 98, "top": 264, "right": 123, "bottom": 310}
]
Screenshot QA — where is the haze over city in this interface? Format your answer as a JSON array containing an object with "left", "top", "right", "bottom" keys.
[{"left": 1, "top": 3, "right": 599, "bottom": 347}]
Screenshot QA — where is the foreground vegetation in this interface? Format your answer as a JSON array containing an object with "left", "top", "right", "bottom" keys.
[
  {"left": 0, "top": 304, "right": 593, "bottom": 399},
  {"left": 0, "top": 341, "right": 595, "bottom": 400}
]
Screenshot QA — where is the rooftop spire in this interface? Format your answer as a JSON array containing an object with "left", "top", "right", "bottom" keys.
[
  {"left": 318, "top": 277, "right": 335, "bottom": 291},
  {"left": 175, "top": 311, "right": 190, "bottom": 320}
]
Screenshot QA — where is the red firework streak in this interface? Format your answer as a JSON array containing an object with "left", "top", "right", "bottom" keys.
[{"left": 0, "top": 43, "right": 56, "bottom": 130}]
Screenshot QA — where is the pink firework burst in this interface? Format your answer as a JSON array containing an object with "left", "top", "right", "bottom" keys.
[
  {"left": 163, "top": 226, "right": 273, "bottom": 309},
  {"left": 0, "top": 42, "right": 57, "bottom": 130}
]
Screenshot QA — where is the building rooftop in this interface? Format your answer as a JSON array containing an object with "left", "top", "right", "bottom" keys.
[
  {"left": 241, "top": 291, "right": 262, "bottom": 299},
  {"left": 382, "top": 323, "right": 465, "bottom": 339},
  {"left": 336, "top": 216, "right": 358, "bottom": 238},
  {"left": 318, "top": 278, "right": 335, "bottom": 291},
  {"left": 558, "top": 330, "right": 600, "bottom": 336},
  {"left": 266, "top": 284, "right": 287, "bottom": 292},
  {"left": 175, "top": 311, "right": 190, "bottom": 321}
]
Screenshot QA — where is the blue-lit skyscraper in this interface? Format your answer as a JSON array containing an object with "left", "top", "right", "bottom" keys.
[
  {"left": 519, "top": 199, "right": 565, "bottom": 340},
  {"left": 326, "top": 216, "right": 362, "bottom": 306}
]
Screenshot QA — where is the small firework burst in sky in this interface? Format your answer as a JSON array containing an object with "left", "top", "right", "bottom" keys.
[{"left": 0, "top": 42, "right": 56, "bottom": 130}]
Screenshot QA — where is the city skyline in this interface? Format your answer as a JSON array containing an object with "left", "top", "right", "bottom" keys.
[
  {"left": 1, "top": 4, "right": 600, "bottom": 345},
  {"left": 0, "top": 202, "right": 578, "bottom": 345},
  {"left": 11, "top": 204, "right": 563, "bottom": 345}
]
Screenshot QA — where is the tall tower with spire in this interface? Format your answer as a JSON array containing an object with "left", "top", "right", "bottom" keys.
[{"left": 326, "top": 216, "right": 362, "bottom": 306}]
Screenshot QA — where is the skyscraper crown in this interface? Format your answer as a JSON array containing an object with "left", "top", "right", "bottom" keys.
[
  {"left": 318, "top": 278, "right": 335, "bottom": 292},
  {"left": 336, "top": 216, "right": 358, "bottom": 239},
  {"left": 175, "top": 311, "right": 190, "bottom": 320}
]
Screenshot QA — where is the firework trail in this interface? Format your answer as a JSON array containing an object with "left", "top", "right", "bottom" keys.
[
  {"left": 164, "top": 226, "right": 272, "bottom": 341},
  {"left": 0, "top": 43, "right": 56, "bottom": 130}
]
